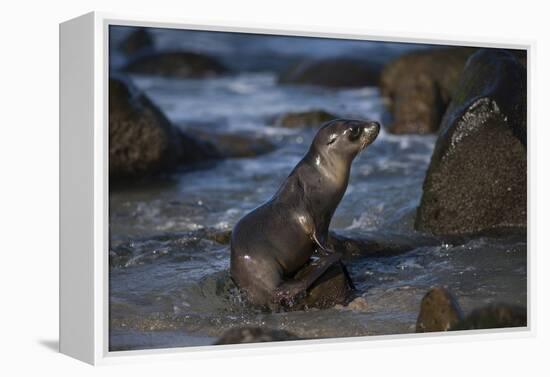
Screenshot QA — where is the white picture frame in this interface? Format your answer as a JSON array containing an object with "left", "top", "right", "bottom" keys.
[{"left": 59, "top": 11, "right": 534, "bottom": 365}]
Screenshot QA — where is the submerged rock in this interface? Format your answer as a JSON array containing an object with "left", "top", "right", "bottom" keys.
[
  {"left": 416, "top": 287, "right": 463, "bottom": 332},
  {"left": 327, "top": 231, "right": 434, "bottom": 259},
  {"left": 415, "top": 49, "right": 527, "bottom": 236},
  {"left": 416, "top": 287, "right": 527, "bottom": 333},
  {"left": 199, "top": 229, "right": 430, "bottom": 257},
  {"left": 452, "top": 303, "right": 527, "bottom": 330},
  {"left": 273, "top": 110, "right": 338, "bottom": 129},
  {"left": 201, "top": 228, "right": 232, "bottom": 245},
  {"left": 335, "top": 296, "right": 369, "bottom": 312},
  {"left": 290, "top": 262, "right": 354, "bottom": 310},
  {"left": 123, "top": 51, "right": 228, "bottom": 78},
  {"left": 279, "top": 58, "right": 381, "bottom": 88},
  {"left": 215, "top": 327, "right": 300, "bottom": 345},
  {"left": 188, "top": 129, "right": 276, "bottom": 158},
  {"left": 117, "top": 28, "right": 155, "bottom": 56},
  {"left": 380, "top": 47, "right": 476, "bottom": 134},
  {"left": 109, "top": 76, "right": 217, "bottom": 181}
]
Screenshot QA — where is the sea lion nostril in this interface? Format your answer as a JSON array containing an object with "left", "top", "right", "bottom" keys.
[
  {"left": 369, "top": 121, "right": 380, "bottom": 130},
  {"left": 364, "top": 122, "right": 380, "bottom": 135}
]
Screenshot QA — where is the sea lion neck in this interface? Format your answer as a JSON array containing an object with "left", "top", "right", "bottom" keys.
[
  {"left": 303, "top": 145, "right": 351, "bottom": 184},
  {"left": 279, "top": 149, "right": 349, "bottom": 220},
  {"left": 271, "top": 145, "right": 351, "bottom": 220}
]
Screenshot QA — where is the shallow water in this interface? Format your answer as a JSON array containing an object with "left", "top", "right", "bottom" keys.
[{"left": 109, "top": 69, "right": 527, "bottom": 351}]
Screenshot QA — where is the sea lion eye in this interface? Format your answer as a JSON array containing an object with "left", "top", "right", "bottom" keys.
[
  {"left": 348, "top": 126, "right": 362, "bottom": 141},
  {"left": 327, "top": 134, "right": 338, "bottom": 145}
]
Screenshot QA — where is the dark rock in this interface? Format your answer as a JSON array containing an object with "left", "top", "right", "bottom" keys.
[
  {"left": 118, "top": 28, "right": 154, "bottom": 56},
  {"left": 279, "top": 58, "right": 381, "bottom": 88},
  {"left": 200, "top": 227, "right": 433, "bottom": 256},
  {"left": 380, "top": 47, "right": 477, "bottom": 134},
  {"left": 109, "top": 76, "right": 217, "bottom": 181},
  {"left": 178, "top": 131, "right": 220, "bottom": 163},
  {"left": 215, "top": 327, "right": 300, "bottom": 345},
  {"left": 452, "top": 303, "right": 527, "bottom": 330},
  {"left": 290, "top": 262, "right": 354, "bottom": 310},
  {"left": 123, "top": 51, "right": 228, "bottom": 78},
  {"left": 415, "top": 287, "right": 527, "bottom": 333},
  {"left": 416, "top": 287, "right": 463, "bottom": 332},
  {"left": 203, "top": 228, "right": 232, "bottom": 245},
  {"left": 415, "top": 49, "right": 527, "bottom": 235},
  {"left": 187, "top": 129, "right": 276, "bottom": 158},
  {"left": 327, "top": 231, "right": 436, "bottom": 259},
  {"left": 273, "top": 110, "right": 338, "bottom": 129},
  {"left": 209, "top": 228, "right": 433, "bottom": 257}
]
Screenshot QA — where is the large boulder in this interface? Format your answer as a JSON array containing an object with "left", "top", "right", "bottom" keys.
[
  {"left": 123, "top": 51, "right": 228, "bottom": 78},
  {"left": 380, "top": 47, "right": 477, "bottom": 134},
  {"left": 109, "top": 76, "right": 217, "bottom": 181},
  {"left": 415, "top": 49, "right": 527, "bottom": 236},
  {"left": 279, "top": 58, "right": 381, "bottom": 88}
]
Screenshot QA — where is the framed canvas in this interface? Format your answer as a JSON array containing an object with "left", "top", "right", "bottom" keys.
[{"left": 59, "top": 11, "right": 532, "bottom": 365}]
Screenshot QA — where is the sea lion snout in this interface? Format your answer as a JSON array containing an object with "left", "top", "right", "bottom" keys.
[
  {"left": 360, "top": 121, "right": 380, "bottom": 147},
  {"left": 344, "top": 120, "right": 379, "bottom": 150}
]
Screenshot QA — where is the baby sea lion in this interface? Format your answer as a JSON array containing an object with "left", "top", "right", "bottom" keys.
[{"left": 230, "top": 119, "right": 380, "bottom": 310}]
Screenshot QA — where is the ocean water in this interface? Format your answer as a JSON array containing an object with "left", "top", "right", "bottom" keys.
[{"left": 108, "top": 28, "right": 527, "bottom": 351}]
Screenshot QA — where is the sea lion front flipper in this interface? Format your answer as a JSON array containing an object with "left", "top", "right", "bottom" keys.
[
  {"left": 311, "top": 230, "right": 334, "bottom": 255},
  {"left": 339, "top": 261, "right": 355, "bottom": 290},
  {"left": 273, "top": 252, "right": 342, "bottom": 308},
  {"left": 272, "top": 280, "right": 307, "bottom": 308}
]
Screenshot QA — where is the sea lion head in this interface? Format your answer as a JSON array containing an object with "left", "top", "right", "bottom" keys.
[{"left": 311, "top": 119, "right": 380, "bottom": 163}]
